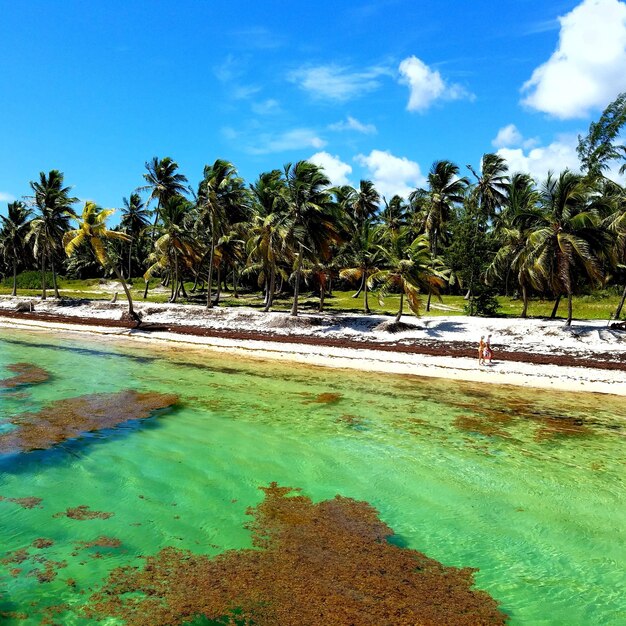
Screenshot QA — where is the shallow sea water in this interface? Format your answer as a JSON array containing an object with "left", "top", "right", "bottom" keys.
[{"left": 0, "top": 328, "right": 624, "bottom": 625}]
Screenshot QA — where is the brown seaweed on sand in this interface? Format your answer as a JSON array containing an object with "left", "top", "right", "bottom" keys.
[
  {"left": 0, "top": 390, "right": 178, "bottom": 454},
  {"left": 84, "top": 483, "right": 506, "bottom": 626},
  {"left": 0, "top": 363, "right": 49, "bottom": 389}
]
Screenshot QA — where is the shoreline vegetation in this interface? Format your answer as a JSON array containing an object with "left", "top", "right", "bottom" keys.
[{"left": 1, "top": 95, "right": 626, "bottom": 340}]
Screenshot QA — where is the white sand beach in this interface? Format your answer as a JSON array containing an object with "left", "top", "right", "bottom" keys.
[{"left": 1, "top": 295, "right": 624, "bottom": 396}]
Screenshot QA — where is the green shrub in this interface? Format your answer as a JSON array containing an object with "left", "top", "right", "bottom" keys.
[
  {"left": 2, "top": 270, "right": 55, "bottom": 289},
  {"left": 464, "top": 284, "right": 501, "bottom": 317}
]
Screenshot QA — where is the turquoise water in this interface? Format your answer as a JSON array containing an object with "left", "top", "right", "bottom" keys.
[{"left": 0, "top": 328, "right": 624, "bottom": 624}]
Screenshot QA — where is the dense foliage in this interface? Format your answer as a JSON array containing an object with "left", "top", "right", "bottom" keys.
[{"left": 2, "top": 94, "right": 626, "bottom": 324}]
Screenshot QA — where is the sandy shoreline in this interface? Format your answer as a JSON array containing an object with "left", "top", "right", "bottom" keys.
[{"left": 1, "top": 296, "right": 624, "bottom": 397}]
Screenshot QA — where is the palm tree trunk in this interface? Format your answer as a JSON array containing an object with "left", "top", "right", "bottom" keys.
[
  {"left": 51, "top": 257, "right": 60, "bottom": 298},
  {"left": 11, "top": 260, "right": 17, "bottom": 297},
  {"left": 170, "top": 253, "right": 178, "bottom": 303},
  {"left": 426, "top": 232, "right": 437, "bottom": 312},
  {"left": 233, "top": 269, "right": 239, "bottom": 298},
  {"left": 127, "top": 241, "right": 133, "bottom": 281},
  {"left": 550, "top": 295, "right": 561, "bottom": 319},
  {"left": 41, "top": 252, "right": 47, "bottom": 300},
  {"left": 521, "top": 284, "right": 528, "bottom": 318},
  {"left": 206, "top": 230, "right": 215, "bottom": 309},
  {"left": 264, "top": 266, "right": 276, "bottom": 312},
  {"left": 191, "top": 271, "right": 199, "bottom": 293},
  {"left": 215, "top": 265, "right": 222, "bottom": 305},
  {"left": 179, "top": 277, "right": 188, "bottom": 299},
  {"left": 395, "top": 292, "right": 404, "bottom": 323},
  {"left": 290, "top": 243, "right": 303, "bottom": 317},
  {"left": 364, "top": 277, "right": 370, "bottom": 314},
  {"left": 613, "top": 283, "right": 626, "bottom": 320},
  {"left": 112, "top": 265, "right": 136, "bottom": 318},
  {"left": 353, "top": 273, "right": 365, "bottom": 298},
  {"left": 143, "top": 280, "right": 150, "bottom": 300},
  {"left": 151, "top": 200, "right": 161, "bottom": 243},
  {"left": 566, "top": 290, "right": 573, "bottom": 326},
  {"left": 318, "top": 276, "right": 325, "bottom": 312}
]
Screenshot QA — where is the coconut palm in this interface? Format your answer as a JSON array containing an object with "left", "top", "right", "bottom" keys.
[
  {"left": 467, "top": 153, "right": 509, "bottom": 221},
  {"left": 246, "top": 212, "right": 289, "bottom": 311},
  {"left": 599, "top": 181, "right": 626, "bottom": 319},
  {"left": 369, "top": 231, "right": 448, "bottom": 322},
  {"left": 339, "top": 222, "right": 384, "bottom": 313},
  {"left": 348, "top": 180, "right": 380, "bottom": 230},
  {"left": 144, "top": 196, "right": 200, "bottom": 303},
  {"left": 379, "top": 195, "right": 408, "bottom": 240},
  {"left": 528, "top": 171, "right": 609, "bottom": 325},
  {"left": 63, "top": 201, "right": 137, "bottom": 319},
  {"left": 120, "top": 193, "right": 150, "bottom": 279},
  {"left": 198, "top": 159, "right": 250, "bottom": 308},
  {"left": 282, "top": 161, "right": 342, "bottom": 316},
  {"left": 486, "top": 173, "right": 541, "bottom": 316},
  {"left": 417, "top": 160, "right": 468, "bottom": 310},
  {"left": 27, "top": 170, "right": 77, "bottom": 299},
  {"left": 140, "top": 157, "right": 189, "bottom": 234},
  {"left": 0, "top": 201, "right": 32, "bottom": 296}
]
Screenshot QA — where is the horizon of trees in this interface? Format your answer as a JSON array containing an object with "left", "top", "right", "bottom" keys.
[{"left": 1, "top": 94, "right": 626, "bottom": 326}]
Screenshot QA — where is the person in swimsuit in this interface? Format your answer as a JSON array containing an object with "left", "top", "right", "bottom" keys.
[
  {"left": 478, "top": 336, "right": 486, "bottom": 365},
  {"left": 484, "top": 334, "right": 493, "bottom": 365}
]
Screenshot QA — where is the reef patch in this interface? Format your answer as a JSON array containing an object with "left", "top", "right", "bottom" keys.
[
  {"left": 0, "top": 390, "right": 179, "bottom": 453},
  {"left": 84, "top": 483, "right": 506, "bottom": 626},
  {"left": 0, "top": 363, "right": 49, "bottom": 389}
]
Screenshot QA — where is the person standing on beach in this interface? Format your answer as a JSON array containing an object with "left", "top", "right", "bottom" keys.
[
  {"left": 478, "top": 336, "right": 486, "bottom": 365},
  {"left": 484, "top": 334, "right": 493, "bottom": 365}
]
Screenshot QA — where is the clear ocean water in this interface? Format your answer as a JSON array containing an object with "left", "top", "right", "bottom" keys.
[{"left": 0, "top": 328, "right": 624, "bottom": 625}]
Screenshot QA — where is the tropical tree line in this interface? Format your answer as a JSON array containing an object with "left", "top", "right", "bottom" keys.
[{"left": 1, "top": 94, "right": 626, "bottom": 325}]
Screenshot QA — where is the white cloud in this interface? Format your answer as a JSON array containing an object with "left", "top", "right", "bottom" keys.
[
  {"left": 496, "top": 135, "right": 581, "bottom": 181},
  {"left": 247, "top": 128, "right": 326, "bottom": 154},
  {"left": 232, "top": 84, "right": 262, "bottom": 100},
  {"left": 329, "top": 115, "right": 377, "bottom": 134},
  {"left": 308, "top": 152, "right": 353, "bottom": 186},
  {"left": 398, "top": 55, "right": 473, "bottom": 112},
  {"left": 491, "top": 124, "right": 538, "bottom": 150},
  {"left": 492, "top": 124, "right": 524, "bottom": 148},
  {"left": 251, "top": 98, "right": 281, "bottom": 115},
  {"left": 521, "top": 0, "right": 626, "bottom": 119},
  {"left": 289, "top": 64, "right": 389, "bottom": 101},
  {"left": 355, "top": 149, "right": 424, "bottom": 199},
  {"left": 0, "top": 192, "right": 16, "bottom": 203}
]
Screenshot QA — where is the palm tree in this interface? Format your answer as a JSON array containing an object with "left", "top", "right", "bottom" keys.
[
  {"left": 120, "top": 193, "right": 150, "bottom": 280},
  {"left": 417, "top": 160, "right": 468, "bottom": 311},
  {"left": 467, "top": 154, "right": 510, "bottom": 220},
  {"left": 27, "top": 170, "right": 77, "bottom": 299},
  {"left": 282, "top": 161, "right": 342, "bottom": 316},
  {"left": 144, "top": 196, "right": 200, "bottom": 303},
  {"left": 348, "top": 180, "right": 380, "bottom": 230},
  {"left": 140, "top": 157, "right": 189, "bottom": 235},
  {"left": 486, "top": 173, "right": 541, "bottom": 316},
  {"left": 198, "top": 159, "right": 250, "bottom": 308},
  {"left": 599, "top": 180, "right": 626, "bottom": 319},
  {"left": 339, "top": 222, "right": 383, "bottom": 313},
  {"left": 379, "top": 195, "right": 408, "bottom": 240},
  {"left": 369, "top": 231, "right": 448, "bottom": 322},
  {"left": 528, "top": 171, "right": 608, "bottom": 325},
  {"left": 0, "top": 201, "right": 31, "bottom": 296},
  {"left": 63, "top": 202, "right": 137, "bottom": 319}
]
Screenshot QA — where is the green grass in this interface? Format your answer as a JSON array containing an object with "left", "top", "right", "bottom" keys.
[{"left": 1, "top": 278, "right": 622, "bottom": 321}]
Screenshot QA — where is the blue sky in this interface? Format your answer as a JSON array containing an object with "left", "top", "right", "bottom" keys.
[{"left": 1, "top": 0, "right": 626, "bottom": 217}]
